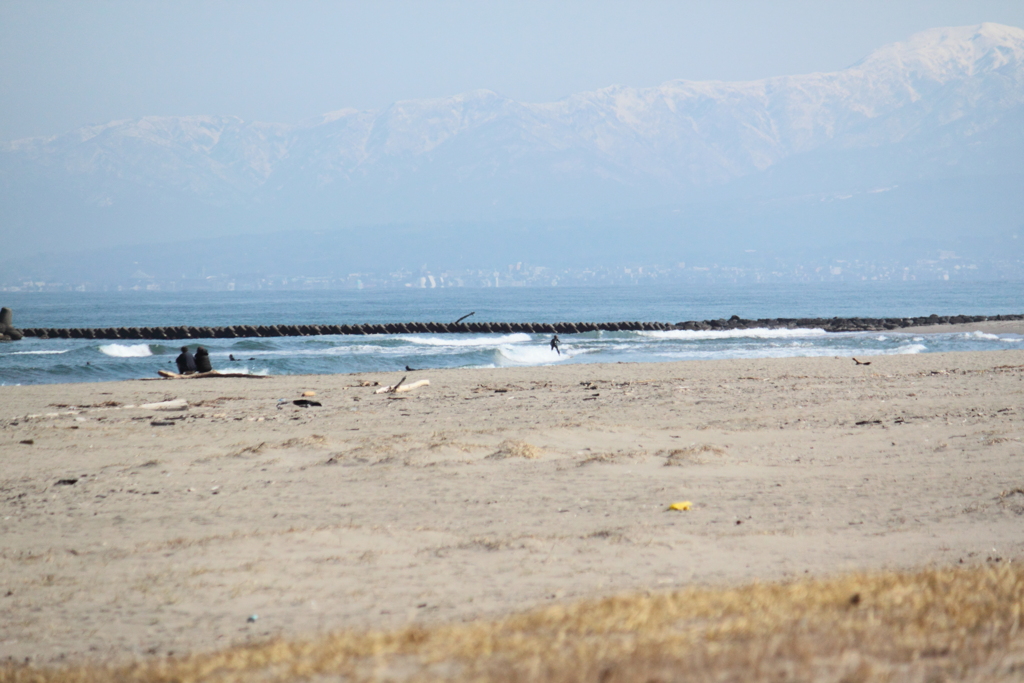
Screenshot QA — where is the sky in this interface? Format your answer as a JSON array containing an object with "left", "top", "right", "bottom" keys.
[{"left": 2, "top": 0, "right": 1024, "bottom": 141}]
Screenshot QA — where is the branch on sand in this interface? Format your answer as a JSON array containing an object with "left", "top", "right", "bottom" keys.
[{"left": 375, "top": 376, "right": 430, "bottom": 394}]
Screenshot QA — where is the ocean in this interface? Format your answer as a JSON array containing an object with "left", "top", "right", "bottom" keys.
[{"left": 2, "top": 281, "right": 1022, "bottom": 386}]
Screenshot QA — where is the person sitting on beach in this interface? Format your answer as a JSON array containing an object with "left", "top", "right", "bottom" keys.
[
  {"left": 175, "top": 346, "right": 197, "bottom": 374},
  {"left": 194, "top": 346, "right": 212, "bottom": 373},
  {"left": 550, "top": 335, "right": 561, "bottom": 355}
]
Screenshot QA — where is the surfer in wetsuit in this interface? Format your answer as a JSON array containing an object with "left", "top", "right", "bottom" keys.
[
  {"left": 194, "top": 346, "right": 212, "bottom": 373},
  {"left": 175, "top": 346, "right": 197, "bottom": 374},
  {"left": 550, "top": 335, "right": 560, "bottom": 355}
]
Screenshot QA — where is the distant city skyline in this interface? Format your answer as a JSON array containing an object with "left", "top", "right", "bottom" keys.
[
  {"left": 3, "top": 250, "right": 1017, "bottom": 294},
  {"left": 2, "top": 1, "right": 1024, "bottom": 141}
]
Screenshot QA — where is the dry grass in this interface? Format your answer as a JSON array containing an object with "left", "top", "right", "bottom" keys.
[
  {"left": 662, "top": 443, "right": 727, "bottom": 466},
  {"left": 487, "top": 440, "right": 542, "bottom": 460},
  {"left": 576, "top": 450, "right": 648, "bottom": 467},
  {"left": 999, "top": 489, "right": 1024, "bottom": 515},
  {"left": 4, "top": 564, "right": 1023, "bottom": 682},
  {"left": 426, "top": 432, "right": 483, "bottom": 453},
  {"left": 279, "top": 435, "right": 328, "bottom": 449}
]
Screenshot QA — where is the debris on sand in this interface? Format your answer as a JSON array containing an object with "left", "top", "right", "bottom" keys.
[
  {"left": 139, "top": 399, "right": 188, "bottom": 411},
  {"left": 487, "top": 440, "right": 542, "bottom": 460}
]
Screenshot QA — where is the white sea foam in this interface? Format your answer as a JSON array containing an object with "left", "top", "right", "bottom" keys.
[
  {"left": 99, "top": 343, "right": 152, "bottom": 358},
  {"left": 963, "top": 331, "right": 1000, "bottom": 340},
  {"left": 656, "top": 347, "right": 864, "bottom": 361},
  {"left": 4, "top": 349, "right": 69, "bottom": 356},
  {"left": 496, "top": 344, "right": 567, "bottom": 365},
  {"left": 203, "top": 363, "right": 269, "bottom": 375},
  {"left": 639, "top": 327, "right": 827, "bottom": 341},
  {"left": 894, "top": 343, "right": 927, "bottom": 354},
  {"left": 203, "top": 366, "right": 270, "bottom": 375},
  {"left": 229, "top": 367, "right": 269, "bottom": 376},
  {"left": 400, "top": 333, "right": 532, "bottom": 347},
  {"left": 306, "top": 344, "right": 390, "bottom": 356},
  {"left": 323, "top": 344, "right": 393, "bottom": 355}
]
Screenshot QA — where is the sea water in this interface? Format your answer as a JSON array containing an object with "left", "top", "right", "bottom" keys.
[{"left": 2, "top": 282, "right": 1022, "bottom": 385}]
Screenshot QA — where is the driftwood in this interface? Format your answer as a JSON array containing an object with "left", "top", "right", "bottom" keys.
[
  {"left": 375, "top": 378, "right": 430, "bottom": 394},
  {"left": 139, "top": 399, "right": 188, "bottom": 411},
  {"left": 156, "top": 370, "right": 268, "bottom": 379}
]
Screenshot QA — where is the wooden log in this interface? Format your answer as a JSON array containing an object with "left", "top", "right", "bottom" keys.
[{"left": 156, "top": 370, "right": 268, "bottom": 379}]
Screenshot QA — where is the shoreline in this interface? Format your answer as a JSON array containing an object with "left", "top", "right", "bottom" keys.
[
  {"left": 2, "top": 319, "right": 1021, "bottom": 389},
  {"left": 2, "top": 349, "right": 1022, "bottom": 666}
]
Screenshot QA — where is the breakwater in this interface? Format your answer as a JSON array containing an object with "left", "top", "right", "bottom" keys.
[{"left": 14, "top": 313, "right": 1024, "bottom": 340}]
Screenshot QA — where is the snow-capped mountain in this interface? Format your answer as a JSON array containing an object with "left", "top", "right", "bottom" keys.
[{"left": 2, "top": 23, "right": 1023, "bottom": 264}]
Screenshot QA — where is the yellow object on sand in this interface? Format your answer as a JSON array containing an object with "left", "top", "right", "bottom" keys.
[
  {"left": 302, "top": 391, "right": 316, "bottom": 397},
  {"left": 668, "top": 501, "right": 692, "bottom": 511}
]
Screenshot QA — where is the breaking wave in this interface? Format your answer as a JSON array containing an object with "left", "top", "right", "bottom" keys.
[
  {"left": 99, "top": 344, "right": 153, "bottom": 358},
  {"left": 496, "top": 344, "right": 568, "bottom": 365},
  {"left": 894, "top": 343, "right": 928, "bottom": 354},
  {"left": 400, "top": 333, "right": 532, "bottom": 347}
]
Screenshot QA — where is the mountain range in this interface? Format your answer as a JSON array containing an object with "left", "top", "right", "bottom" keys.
[{"left": 2, "top": 23, "right": 1023, "bottom": 280}]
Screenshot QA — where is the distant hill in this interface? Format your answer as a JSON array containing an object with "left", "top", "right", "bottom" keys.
[{"left": 2, "top": 23, "right": 1023, "bottom": 278}]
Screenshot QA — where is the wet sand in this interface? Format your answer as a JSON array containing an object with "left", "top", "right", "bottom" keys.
[{"left": 1, "top": 349, "right": 1023, "bottom": 666}]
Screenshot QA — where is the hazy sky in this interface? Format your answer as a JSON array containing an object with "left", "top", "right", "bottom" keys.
[{"left": 2, "top": 0, "right": 1024, "bottom": 141}]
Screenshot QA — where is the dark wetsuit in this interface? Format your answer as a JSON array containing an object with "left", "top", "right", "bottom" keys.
[
  {"left": 194, "top": 347, "right": 212, "bottom": 373},
  {"left": 550, "top": 335, "right": 560, "bottom": 355},
  {"left": 175, "top": 349, "right": 197, "bottom": 374}
]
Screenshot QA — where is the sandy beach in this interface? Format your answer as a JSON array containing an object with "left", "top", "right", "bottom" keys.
[{"left": 2, "top": 344, "right": 1023, "bottom": 671}]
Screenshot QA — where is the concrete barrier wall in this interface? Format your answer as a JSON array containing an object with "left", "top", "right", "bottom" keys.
[{"left": 13, "top": 314, "right": 1024, "bottom": 340}]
